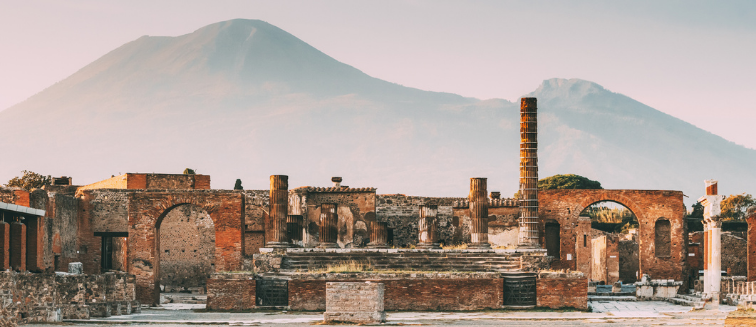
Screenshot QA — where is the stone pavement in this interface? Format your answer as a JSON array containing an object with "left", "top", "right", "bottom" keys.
[{"left": 22, "top": 301, "right": 745, "bottom": 326}]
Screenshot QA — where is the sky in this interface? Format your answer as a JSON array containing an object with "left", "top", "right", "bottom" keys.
[{"left": 1, "top": 1, "right": 755, "bottom": 149}]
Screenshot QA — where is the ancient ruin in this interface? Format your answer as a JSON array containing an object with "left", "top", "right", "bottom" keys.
[{"left": 2, "top": 96, "right": 754, "bottom": 324}]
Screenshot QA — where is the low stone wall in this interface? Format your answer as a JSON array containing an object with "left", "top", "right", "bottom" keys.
[
  {"left": 324, "top": 282, "right": 385, "bottom": 324},
  {"left": 536, "top": 272, "right": 588, "bottom": 310},
  {"left": 0, "top": 271, "right": 139, "bottom": 324},
  {"left": 635, "top": 276, "right": 682, "bottom": 300},
  {"left": 206, "top": 273, "right": 256, "bottom": 310},
  {"left": 288, "top": 272, "right": 502, "bottom": 311},
  {"left": 721, "top": 276, "right": 756, "bottom": 305}
]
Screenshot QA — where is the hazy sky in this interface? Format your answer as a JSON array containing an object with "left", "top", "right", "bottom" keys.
[{"left": 1, "top": 1, "right": 755, "bottom": 149}]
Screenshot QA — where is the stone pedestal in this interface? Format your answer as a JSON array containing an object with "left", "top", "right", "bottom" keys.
[
  {"left": 324, "top": 282, "right": 385, "bottom": 324},
  {"left": 266, "top": 175, "right": 289, "bottom": 248},
  {"left": 468, "top": 178, "right": 490, "bottom": 249},
  {"left": 318, "top": 203, "right": 339, "bottom": 248},
  {"left": 368, "top": 221, "right": 389, "bottom": 248},
  {"left": 417, "top": 205, "right": 440, "bottom": 249}
]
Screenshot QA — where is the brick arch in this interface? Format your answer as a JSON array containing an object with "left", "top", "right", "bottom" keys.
[
  {"left": 539, "top": 189, "right": 684, "bottom": 281},
  {"left": 127, "top": 191, "right": 244, "bottom": 305}
]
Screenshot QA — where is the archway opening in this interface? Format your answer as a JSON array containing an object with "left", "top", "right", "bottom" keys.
[
  {"left": 157, "top": 204, "right": 215, "bottom": 296},
  {"left": 580, "top": 201, "right": 639, "bottom": 284}
]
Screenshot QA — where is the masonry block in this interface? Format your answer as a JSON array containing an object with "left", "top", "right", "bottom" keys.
[{"left": 324, "top": 282, "right": 385, "bottom": 324}]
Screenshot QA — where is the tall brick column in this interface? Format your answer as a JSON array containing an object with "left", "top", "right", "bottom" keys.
[
  {"left": 417, "top": 205, "right": 440, "bottom": 249},
  {"left": 10, "top": 220, "right": 26, "bottom": 271},
  {"left": 699, "top": 180, "right": 725, "bottom": 309},
  {"left": 287, "top": 214, "right": 303, "bottom": 245},
  {"left": 26, "top": 216, "right": 44, "bottom": 272},
  {"left": 368, "top": 221, "right": 389, "bottom": 248},
  {"left": 518, "top": 97, "right": 540, "bottom": 248},
  {"left": 747, "top": 206, "right": 756, "bottom": 282},
  {"left": 318, "top": 203, "right": 339, "bottom": 248},
  {"left": 0, "top": 221, "right": 9, "bottom": 270},
  {"left": 266, "top": 175, "right": 289, "bottom": 248},
  {"left": 469, "top": 178, "right": 490, "bottom": 249}
]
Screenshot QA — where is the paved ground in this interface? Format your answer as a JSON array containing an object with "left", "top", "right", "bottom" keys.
[{"left": 24, "top": 301, "right": 747, "bottom": 326}]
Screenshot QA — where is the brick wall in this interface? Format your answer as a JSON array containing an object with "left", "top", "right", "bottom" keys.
[
  {"left": 536, "top": 273, "right": 588, "bottom": 310},
  {"left": 206, "top": 274, "right": 256, "bottom": 310},
  {"left": 288, "top": 273, "right": 502, "bottom": 311}
]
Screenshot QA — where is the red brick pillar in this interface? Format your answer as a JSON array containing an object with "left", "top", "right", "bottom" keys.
[
  {"left": 318, "top": 203, "right": 339, "bottom": 248},
  {"left": 10, "top": 220, "right": 26, "bottom": 271},
  {"left": 287, "top": 214, "right": 303, "bottom": 245},
  {"left": 469, "top": 178, "right": 491, "bottom": 249},
  {"left": 418, "top": 205, "right": 440, "bottom": 249},
  {"left": 747, "top": 207, "right": 756, "bottom": 282},
  {"left": 26, "top": 216, "right": 44, "bottom": 272},
  {"left": 0, "top": 221, "right": 9, "bottom": 270},
  {"left": 368, "top": 221, "right": 388, "bottom": 248},
  {"left": 266, "top": 175, "right": 289, "bottom": 248},
  {"left": 518, "top": 97, "right": 540, "bottom": 247}
]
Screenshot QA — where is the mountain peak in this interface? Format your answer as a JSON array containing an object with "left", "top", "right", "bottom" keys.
[{"left": 531, "top": 78, "right": 606, "bottom": 100}]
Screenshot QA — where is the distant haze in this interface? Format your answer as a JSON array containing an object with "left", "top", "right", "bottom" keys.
[
  {"left": 0, "top": 1, "right": 755, "bottom": 151},
  {"left": 0, "top": 19, "right": 753, "bottom": 206}
]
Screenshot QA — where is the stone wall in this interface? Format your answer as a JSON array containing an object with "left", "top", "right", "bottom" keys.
[
  {"left": 536, "top": 272, "right": 588, "bottom": 310},
  {"left": 324, "top": 282, "right": 385, "bottom": 324},
  {"left": 722, "top": 232, "right": 748, "bottom": 277},
  {"left": 243, "top": 191, "right": 268, "bottom": 254},
  {"left": 0, "top": 271, "right": 138, "bottom": 323},
  {"left": 748, "top": 215, "right": 756, "bottom": 282},
  {"left": 159, "top": 204, "right": 215, "bottom": 291},
  {"left": 376, "top": 194, "right": 463, "bottom": 247},
  {"left": 288, "top": 272, "right": 503, "bottom": 311}
]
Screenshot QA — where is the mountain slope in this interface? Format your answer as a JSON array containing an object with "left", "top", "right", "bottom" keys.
[{"left": 0, "top": 19, "right": 753, "bottom": 202}]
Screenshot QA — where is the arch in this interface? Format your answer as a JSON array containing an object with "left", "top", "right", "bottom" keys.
[
  {"left": 158, "top": 204, "right": 215, "bottom": 293},
  {"left": 127, "top": 191, "right": 244, "bottom": 305},
  {"left": 655, "top": 218, "right": 671, "bottom": 258}
]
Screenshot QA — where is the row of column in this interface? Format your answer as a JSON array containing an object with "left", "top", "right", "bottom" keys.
[
  {"left": 266, "top": 175, "right": 494, "bottom": 249},
  {"left": 0, "top": 213, "right": 44, "bottom": 272}
]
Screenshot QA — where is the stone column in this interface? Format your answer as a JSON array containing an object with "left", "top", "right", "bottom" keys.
[
  {"left": 287, "top": 214, "right": 303, "bottom": 246},
  {"left": 318, "top": 203, "right": 339, "bottom": 248},
  {"left": 469, "top": 177, "right": 491, "bottom": 249},
  {"left": 0, "top": 221, "right": 9, "bottom": 270},
  {"left": 368, "top": 221, "right": 389, "bottom": 248},
  {"left": 266, "top": 175, "right": 289, "bottom": 248},
  {"left": 518, "top": 97, "right": 540, "bottom": 247},
  {"left": 417, "top": 205, "right": 440, "bottom": 249},
  {"left": 10, "top": 220, "right": 26, "bottom": 271},
  {"left": 699, "top": 180, "right": 725, "bottom": 309}
]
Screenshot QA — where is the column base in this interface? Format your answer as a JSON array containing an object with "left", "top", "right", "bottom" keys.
[
  {"left": 265, "top": 242, "right": 290, "bottom": 248},
  {"left": 416, "top": 243, "right": 441, "bottom": 250},
  {"left": 467, "top": 242, "right": 491, "bottom": 249},
  {"left": 317, "top": 242, "right": 340, "bottom": 249}
]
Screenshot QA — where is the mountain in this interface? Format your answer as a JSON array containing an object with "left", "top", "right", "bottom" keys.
[{"left": 1, "top": 19, "right": 754, "bottom": 204}]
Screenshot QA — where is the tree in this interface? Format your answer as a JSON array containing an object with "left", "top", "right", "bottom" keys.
[
  {"left": 537, "top": 174, "right": 603, "bottom": 190},
  {"left": 721, "top": 193, "right": 755, "bottom": 221},
  {"left": 5, "top": 170, "right": 51, "bottom": 191},
  {"left": 234, "top": 179, "right": 243, "bottom": 190},
  {"left": 688, "top": 202, "right": 704, "bottom": 218},
  {"left": 183, "top": 168, "right": 196, "bottom": 175}
]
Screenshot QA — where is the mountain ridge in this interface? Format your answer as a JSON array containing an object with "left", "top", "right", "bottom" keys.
[{"left": 0, "top": 19, "right": 752, "bottom": 203}]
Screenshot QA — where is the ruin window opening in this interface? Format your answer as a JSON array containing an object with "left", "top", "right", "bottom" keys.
[
  {"left": 579, "top": 201, "right": 638, "bottom": 235},
  {"left": 655, "top": 218, "right": 671, "bottom": 258},
  {"left": 584, "top": 234, "right": 587, "bottom": 247},
  {"left": 544, "top": 221, "right": 560, "bottom": 258}
]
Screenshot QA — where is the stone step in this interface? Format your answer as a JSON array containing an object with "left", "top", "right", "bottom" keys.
[
  {"left": 668, "top": 295, "right": 704, "bottom": 309},
  {"left": 588, "top": 295, "right": 637, "bottom": 301},
  {"left": 160, "top": 293, "right": 207, "bottom": 305}
]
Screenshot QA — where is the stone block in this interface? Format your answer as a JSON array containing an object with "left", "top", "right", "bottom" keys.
[
  {"left": 324, "top": 282, "right": 385, "bottom": 324},
  {"left": 60, "top": 304, "right": 90, "bottom": 319},
  {"left": 87, "top": 302, "right": 111, "bottom": 318}
]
